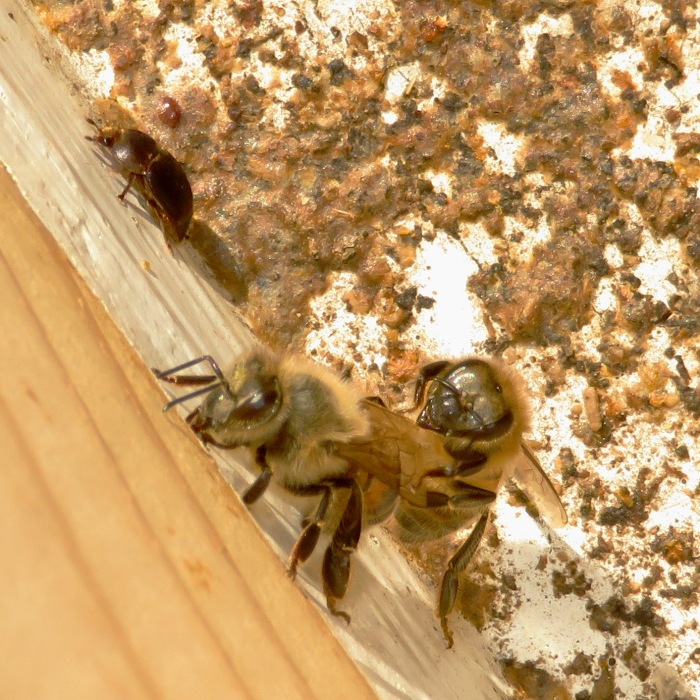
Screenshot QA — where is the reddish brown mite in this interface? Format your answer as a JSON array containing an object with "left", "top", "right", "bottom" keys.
[
  {"left": 157, "top": 96, "right": 182, "bottom": 128},
  {"left": 87, "top": 120, "right": 193, "bottom": 247}
]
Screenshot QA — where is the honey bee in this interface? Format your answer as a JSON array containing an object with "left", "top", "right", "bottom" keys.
[
  {"left": 154, "top": 348, "right": 370, "bottom": 621},
  {"left": 155, "top": 351, "right": 566, "bottom": 646},
  {"left": 334, "top": 356, "right": 567, "bottom": 647}
]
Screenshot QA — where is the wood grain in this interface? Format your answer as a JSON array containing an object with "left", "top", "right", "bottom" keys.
[
  {"left": 0, "top": 5, "right": 510, "bottom": 698},
  {"left": 0, "top": 166, "right": 376, "bottom": 700}
]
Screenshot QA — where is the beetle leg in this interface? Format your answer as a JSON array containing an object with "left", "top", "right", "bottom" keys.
[
  {"left": 118, "top": 172, "right": 137, "bottom": 201},
  {"left": 438, "top": 511, "right": 489, "bottom": 648},
  {"left": 322, "top": 480, "right": 363, "bottom": 624}
]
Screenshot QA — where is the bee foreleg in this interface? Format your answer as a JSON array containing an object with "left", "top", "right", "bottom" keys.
[
  {"left": 242, "top": 445, "right": 273, "bottom": 505},
  {"left": 438, "top": 511, "right": 489, "bottom": 649},
  {"left": 407, "top": 360, "right": 452, "bottom": 412},
  {"left": 417, "top": 453, "right": 487, "bottom": 486},
  {"left": 423, "top": 483, "right": 495, "bottom": 509},
  {"left": 322, "top": 480, "right": 363, "bottom": 624}
]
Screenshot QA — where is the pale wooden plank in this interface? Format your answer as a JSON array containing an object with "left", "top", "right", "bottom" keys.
[
  {"left": 0, "top": 403, "right": 155, "bottom": 700},
  {"left": 0, "top": 3, "right": 510, "bottom": 697},
  {"left": 0, "top": 167, "right": 377, "bottom": 700}
]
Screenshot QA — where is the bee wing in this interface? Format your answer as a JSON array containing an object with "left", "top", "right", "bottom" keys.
[
  {"left": 335, "top": 400, "right": 453, "bottom": 498},
  {"left": 513, "top": 442, "right": 568, "bottom": 527}
]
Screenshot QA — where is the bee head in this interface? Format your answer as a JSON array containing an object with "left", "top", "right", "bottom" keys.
[
  {"left": 417, "top": 359, "right": 514, "bottom": 440},
  {"left": 199, "top": 355, "right": 283, "bottom": 432}
]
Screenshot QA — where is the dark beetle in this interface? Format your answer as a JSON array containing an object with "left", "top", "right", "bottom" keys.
[{"left": 87, "top": 121, "right": 193, "bottom": 247}]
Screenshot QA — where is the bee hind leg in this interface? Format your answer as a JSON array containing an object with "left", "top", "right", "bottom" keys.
[
  {"left": 322, "top": 480, "right": 363, "bottom": 624},
  {"left": 438, "top": 511, "right": 489, "bottom": 649}
]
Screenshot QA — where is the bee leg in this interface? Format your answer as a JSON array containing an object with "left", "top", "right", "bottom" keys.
[
  {"left": 447, "top": 482, "right": 496, "bottom": 506},
  {"left": 242, "top": 445, "right": 273, "bottom": 505},
  {"left": 417, "top": 453, "right": 488, "bottom": 486},
  {"left": 242, "top": 468, "right": 272, "bottom": 505},
  {"left": 438, "top": 511, "right": 489, "bottom": 649},
  {"left": 405, "top": 360, "right": 452, "bottom": 412},
  {"left": 287, "top": 486, "right": 332, "bottom": 580},
  {"left": 322, "top": 480, "right": 363, "bottom": 624},
  {"left": 423, "top": 483, "right": 495, "bottom": 509},
  {"left": 185, "top": 411, "right": 245, "bottom": 453}
]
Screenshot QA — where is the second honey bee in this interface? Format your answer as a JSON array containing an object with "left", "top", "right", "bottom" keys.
[
  {"left": 336, "top": 356, "right": 567, "bottom": 646},
  {"left": 155, "top": 350, "right": 566, "bottom": 646}
]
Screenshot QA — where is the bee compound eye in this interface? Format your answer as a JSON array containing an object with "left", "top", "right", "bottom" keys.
[
  {"left": 229, "top": 378, "right": 281, "bottom": 423},
  {"left": 422, "top": 391, "right": 461, "bottom": 433},
  {"left": 248, "top": 389, "right": 275, "bottom": 413}
]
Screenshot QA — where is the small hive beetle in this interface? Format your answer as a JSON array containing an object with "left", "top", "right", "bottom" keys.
[{"left": 87, "top": 120, "right": 193, "bottom": 247}]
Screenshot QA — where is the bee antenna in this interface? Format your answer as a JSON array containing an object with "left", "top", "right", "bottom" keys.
[
  {"left": 433, "top": 377, "right": 459, "bottom": 395},
  {"left": 156, "top": 355, "right": 227, "bottom": 382},
  {"left": 162, "top": 381, "right": 226, "bottom": 412}
]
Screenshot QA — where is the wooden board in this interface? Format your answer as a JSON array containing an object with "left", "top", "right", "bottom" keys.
[
  {"left": 0, "top": 4, "right": 512, "bottom": 698},
  {"left": 0, "top": 166, "right": 377, "bottom": 700}
]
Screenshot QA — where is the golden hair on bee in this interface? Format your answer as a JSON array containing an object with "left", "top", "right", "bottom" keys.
[
  {"left": 155, "top": 347, "right": 370, "bottom": 622},
  {"left": 334, "top": 354, "right": 567, "bottom": 647}
]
